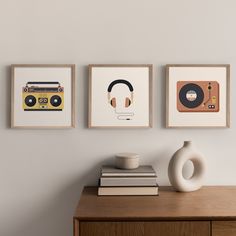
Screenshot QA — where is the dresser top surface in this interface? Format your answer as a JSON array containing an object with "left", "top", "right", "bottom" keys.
[{"left": 74, "top": 186, "right": 236, "bottom": 220}]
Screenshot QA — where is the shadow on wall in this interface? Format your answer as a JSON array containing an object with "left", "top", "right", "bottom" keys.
[{"left": 2, "top": 157, "right": 113, "bottom": 236}]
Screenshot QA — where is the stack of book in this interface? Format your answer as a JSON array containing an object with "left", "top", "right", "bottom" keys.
[{"left": 98, "top": 165, "right": 158, "bottom": 196}]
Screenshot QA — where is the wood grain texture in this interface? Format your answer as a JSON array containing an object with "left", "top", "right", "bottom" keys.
[
  {"left": 145, "top": 221, "right": 210, "bottom": 236},
  {"left": 80, "top": 221, "right": 210, "bottom": 236},
  {"left": 74, "top": 186, "right": 236, "bottom": 221},
  {"left": 80, "top": 222, "right": 144, "bottom": 236},
  {"left": 80, "top": 222, "right": 117, "bottom": 236},
  {"left": 212, "top": 221, "right": 236, "bottom": 236},
  {"left": 73, "top": 218, "right": 79, "bottom": 236},
  {"left": 117, "top": 222, "right": 144, "bottom": 236}
]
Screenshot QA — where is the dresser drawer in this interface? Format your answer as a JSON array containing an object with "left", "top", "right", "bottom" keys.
[
  {"left": 145, "top": 221, "right": 210, "bottom": 236},
  {"left": 212, "top": 221, "right": 236, "bottom": 236},
  {"left": 79, "top": 221, "right": 210, "bottom": 236}
]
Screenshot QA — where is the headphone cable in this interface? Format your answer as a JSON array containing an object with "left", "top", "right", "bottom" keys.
[{"left": 115, "top": 108, "right": 134, "bottom": 120}]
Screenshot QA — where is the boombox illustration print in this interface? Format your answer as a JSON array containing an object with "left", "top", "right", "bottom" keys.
[
  {"left": 22, "top": 81, "right": 64, "bottom": 111},
  {"left": 177, "top": 81, "right": 219, "bottom": 112}
]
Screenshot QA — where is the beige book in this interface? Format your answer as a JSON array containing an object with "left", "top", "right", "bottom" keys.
[{"left": 98, "top": 186, "right": 158, "bottom": 196}]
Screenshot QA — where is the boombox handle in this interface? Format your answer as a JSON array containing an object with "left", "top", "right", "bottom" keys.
[{"left": 26, "top": 82, "right": 61, "bottom": 86}]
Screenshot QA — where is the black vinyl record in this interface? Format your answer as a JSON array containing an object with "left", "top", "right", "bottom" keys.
[
  {"left": 25, "top": 95, "right": 36, "bottom": 107},
  {"left": 179, "top": 83, "right": 204, "bottom": 108}
]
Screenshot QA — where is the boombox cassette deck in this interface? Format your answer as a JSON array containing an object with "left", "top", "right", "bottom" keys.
[{"left": 22, "top": 81, "right": 64, "bottom": 111}]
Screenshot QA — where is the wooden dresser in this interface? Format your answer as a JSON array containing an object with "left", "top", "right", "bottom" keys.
[{"left": 73, "top": 186, "right": 236, "bottom": 236}]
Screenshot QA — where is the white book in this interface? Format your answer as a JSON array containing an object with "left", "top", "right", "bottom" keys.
[{"left": 98, "top": 186, "right": 158, "bottom": 196}]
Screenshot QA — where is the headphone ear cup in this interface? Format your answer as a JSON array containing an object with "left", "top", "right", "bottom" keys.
[
  {"left": 110, "top": 98, "right": 116, "bottom": 108},
  {"left": 125, "top": 97, "right": 131, "bottom": 107}
]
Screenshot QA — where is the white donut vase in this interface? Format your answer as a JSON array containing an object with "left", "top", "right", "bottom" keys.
[{"left": 168, "top": 141, "right": 206, "bottom": 192}]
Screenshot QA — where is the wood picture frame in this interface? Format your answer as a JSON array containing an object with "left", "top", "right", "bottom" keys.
[
  {"left": 166, "top": 64, "right": 230, "bottom": 128},
  {"left": 11, "top": 64, "right": 76, "bottom": 128},
  {"left": 88, "top": 64, "right": 153, "bottom": 128}
]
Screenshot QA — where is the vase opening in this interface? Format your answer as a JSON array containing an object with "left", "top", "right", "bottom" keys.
[
  {"left": 182, "top": 160, "right": 194, "bottom": 180},
  {"left": 184, "top": 141, "right": 192, "bottom": 147}
]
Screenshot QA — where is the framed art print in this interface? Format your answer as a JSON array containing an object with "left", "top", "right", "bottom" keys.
[
  {"left": 11, "top": 64, "right": 75, "bottom": 128},
  {"left": 166, "top": 64, "right": 230, "bottom": 128},
  {"left": 89, "top": 64, "right": 152, "bottom": 128}
]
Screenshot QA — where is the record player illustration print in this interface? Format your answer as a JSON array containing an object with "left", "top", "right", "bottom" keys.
[
  {"left": 22, "top": 81, "right": 64, "bottom": 111},
  {"left": 177, "top": 81, "right": 219, "bottom": 112}
]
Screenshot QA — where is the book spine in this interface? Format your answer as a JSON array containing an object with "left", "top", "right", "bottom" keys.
[
  {"left": 100, "top": 177, "right": 157, "bottom": 186},
  {"left": 101, "top": 173, "right": 156, "bottom": 177},
  {"left": 98, "top": 187, "right": 159, "bottom": 196}
]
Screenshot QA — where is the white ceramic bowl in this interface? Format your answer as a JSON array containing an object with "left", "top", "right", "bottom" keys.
[{"left": 115, "top": 153, "right": 140, "bottom": 169}]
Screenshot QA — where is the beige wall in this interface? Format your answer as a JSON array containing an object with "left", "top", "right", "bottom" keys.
[{"left": 0, "top": 0, "right": 235, "bottom": 236}]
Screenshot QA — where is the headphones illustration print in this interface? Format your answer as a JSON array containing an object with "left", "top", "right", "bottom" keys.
[{"left": 107, "top": 79, "right": 134, "bottom": 120}]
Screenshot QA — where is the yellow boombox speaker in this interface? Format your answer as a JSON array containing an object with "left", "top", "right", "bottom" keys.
[
  {"left": 107, "top": 79, "right": 134, "bottom": 108},
  {"left": 22, "top": 81, "right": 64, "bottom": 111}
]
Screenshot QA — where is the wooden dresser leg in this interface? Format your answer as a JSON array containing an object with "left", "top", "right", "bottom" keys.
[{"left": 73, "top": 218, "right": 79, "bottom": 236}]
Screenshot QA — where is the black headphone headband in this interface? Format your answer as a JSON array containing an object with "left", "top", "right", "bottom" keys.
[{"left": 107, "top": 79, "right": 134, "bottom": 92}]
